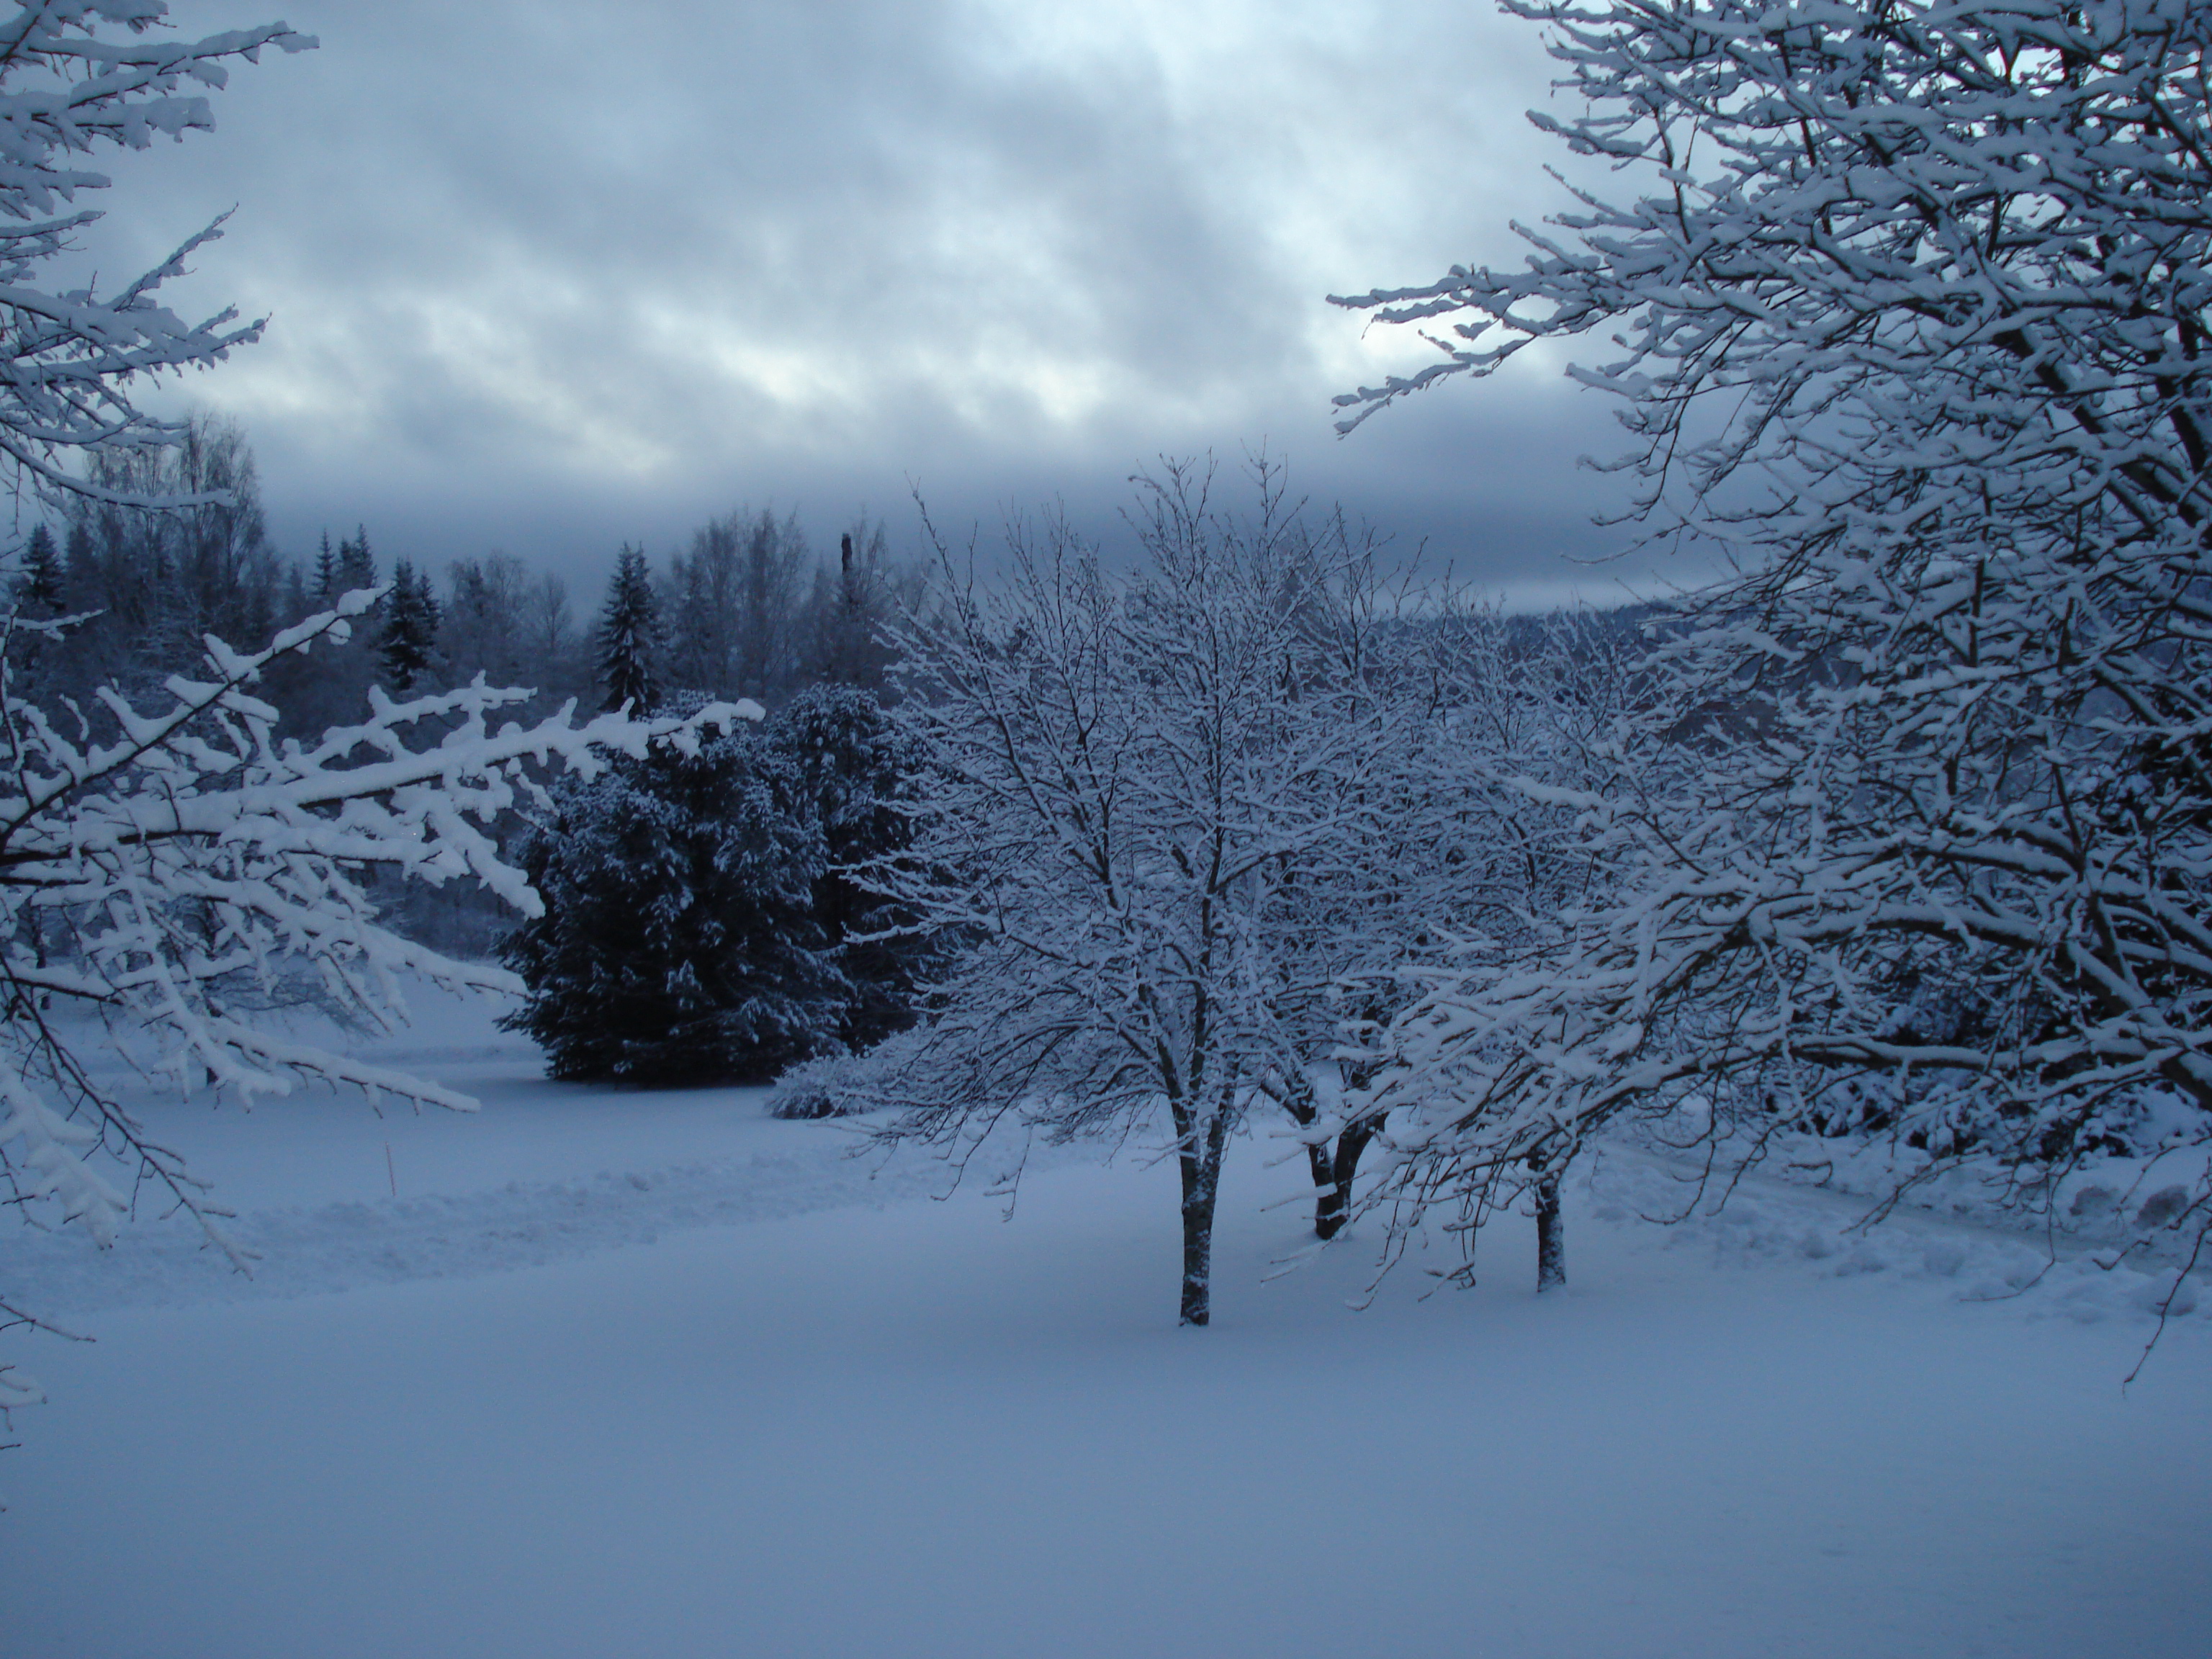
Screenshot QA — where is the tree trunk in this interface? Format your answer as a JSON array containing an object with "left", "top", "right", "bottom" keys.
[
  {"left": 1534, "top": 1164, "right": 1565, "bottom": 1292},
  {"left": 1282, "top": 1070, "right": 1382, "bottom": 1242},
  {"left": 1177, "top": 1102, "right": 1233, "bottom": 1326},
  {"left": 1310, "top": 1118, "right": 1381, "bottom": 1241}
]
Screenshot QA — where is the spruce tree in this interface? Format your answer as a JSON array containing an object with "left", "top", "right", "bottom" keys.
[
  {"left": 769, "top": 685, "right": 939, "bottom": 1049},
  {"left": 499, "top": 721, "right": 847, "bottom": 1083},
  {"left": 338, "top": 526, "right": 376, "bottom": 595},
  {"left": 378, "top": 559, "right": 438, "bottom": 691},
  {"left": 314, "top": 530, "right": 338, "bottom": 603},
  {"left": 14, "top": 524, "right": 63, "bottom": 615},
  {"left": 596, "top": 544, "right": 661, "bottom": 713}
]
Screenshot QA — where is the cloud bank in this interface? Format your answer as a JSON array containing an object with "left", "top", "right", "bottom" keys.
[{"left": 84, "top": 0, "right": 1682, "bottom": 603}]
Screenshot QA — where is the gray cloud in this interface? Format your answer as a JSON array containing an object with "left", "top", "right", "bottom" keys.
[{"left": 83, "top": 0, "right": 1685, "bottom": 604}]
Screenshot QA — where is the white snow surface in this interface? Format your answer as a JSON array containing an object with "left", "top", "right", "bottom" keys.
[{"left": 2, "top": 986, "right": 2207, "bottom": 1659}]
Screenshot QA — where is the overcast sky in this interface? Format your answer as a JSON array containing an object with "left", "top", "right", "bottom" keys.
[{"left": 90, "top": 0, "right": 1676, "bottom": 607}]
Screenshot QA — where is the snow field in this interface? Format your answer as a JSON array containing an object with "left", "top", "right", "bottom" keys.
[{"left": 1, "top": 989, "right": 2207, "bottom": 1658}]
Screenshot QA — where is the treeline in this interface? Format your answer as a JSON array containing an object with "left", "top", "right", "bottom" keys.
[
  {"left": 590, "top": 509, "right": 918, "bottom": 716},
  {"left": 1, "top": 415, "right": 926, "bottom": 960},
  {"left": 6, "top": 415, "right": 918, "bottom": 729}
]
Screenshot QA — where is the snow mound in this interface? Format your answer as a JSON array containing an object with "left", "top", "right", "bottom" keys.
[{"left": 1584, "top": 1149, "right": 2205, "bottom": 1331}]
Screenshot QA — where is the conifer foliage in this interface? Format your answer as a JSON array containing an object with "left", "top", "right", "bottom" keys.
[
  {"left": 769, "top": 683, "right": 940, "bottom": 1051},
  {"left": 500, "top": 712, "right": 837, "bottom": 1084},
  {"left": 14, "top": 523, "right": 60, "bottom": 615},
  {"left": 377, "top": 558, "right": 439, "bottom": 691},
  {"left": 499, "top": 688, "right": 934, "bottom": 1084},
  {"left": 596, "top": 544, "right": 661, "bottom": 713}
]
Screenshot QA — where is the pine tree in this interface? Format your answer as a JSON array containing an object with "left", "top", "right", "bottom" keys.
[
  {"left": 596, "top": 544, "right": 661, "bottom": 713},
  {"left": 378, "top": 559, "right": 438, "bottom": 691},
  {"left": 338, "top": 526, "right": 376, "bottom": 595},
  {"left": 14, "top": 524, "right": 63, "bottom": 616},
  {"left": 314, "top": 531, "right": 338, "bottom": 603}
]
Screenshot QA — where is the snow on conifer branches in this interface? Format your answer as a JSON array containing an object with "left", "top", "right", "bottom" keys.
[
  {"left": 0, "top": 4, "right": 316, "bottom": 505},
  {"left": 1336, "top": 1, "right": 2212, "bottom": 1262},
  {"left": 0, "top": 589, "right": 748, "bottom": 1416}
]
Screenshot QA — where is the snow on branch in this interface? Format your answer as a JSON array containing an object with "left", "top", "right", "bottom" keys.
[
  {"left": 0, "top": 5, "right": 318, "bottom": 505},
  {"left": 0, "top": 590, "right": 750, "bottom": 1321},
  {"left": 1338, "top": 0, "right": 2212, "bottom": 1283}
]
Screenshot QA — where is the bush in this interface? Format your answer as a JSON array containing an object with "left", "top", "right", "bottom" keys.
[{"left": 767, "top": 1051, "right": 873, "bottom": 1120}]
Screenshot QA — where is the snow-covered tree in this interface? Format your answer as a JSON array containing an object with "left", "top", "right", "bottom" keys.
[
  {"left": 0, "top": 0, "right": 317, "bottom": 1424},
  {"left": 0, "top": 6, "right": 314, "bottom": 503},
  {"left": 855, "top": 464, "right": 1429, "bottom": 1325},
  {"left": 500, "top": 704, "right": 860, "bottom": 1084},
  {"left": 1334, "top": 0, "right": 2212, "bottom": 1270},
  {"left": 57, "top": 415, "right": 285, "bottom": 696},
  {"left": 767, "top": 684, "right": 940, "bottom": 1051},
  {"left": 1363, "top": 608, "right": 1660, "bottom": 1290},
  {"left": 0, "top": 588, "right": 748, "bottom": 1423},
  {"left": 0, "top": 4, "right": 755, "bottom": 1438},
  {"left": 501, "top": 683, "right": 940, "bottom": 1086}
]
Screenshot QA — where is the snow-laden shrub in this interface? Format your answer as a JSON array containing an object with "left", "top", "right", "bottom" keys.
[{"left": 768, "top": 1051, "right": 876, "bottom": 1120}]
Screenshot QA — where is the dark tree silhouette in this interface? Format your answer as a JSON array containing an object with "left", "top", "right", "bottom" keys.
[{"left": 596, "top": 544, "right": 661, "bottom": 713}]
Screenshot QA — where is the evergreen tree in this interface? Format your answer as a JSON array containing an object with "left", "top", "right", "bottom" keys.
[
  {"left": 596, "top": 544, "right": 661, "bottom": 713},
  {"left": 768, "top": 685, "right": 940, "bottom": 1049},
  {"left": 5, "top": 523, "right": 68, "bottom": 701},
  {"left": 314, "top": 531, "right": 338, "bottom": 603},
  {"left": 378, "top": 559, "right": 439, "bottom": 691},
  {"left": 499, "top": 720, "right": 848, "bottom": 1084},
  {"left": 14, "top": 523, "right": 62, "bottom": 615},
  {"left": 338, "top": 526, "right": 376, "bottom": 595}
]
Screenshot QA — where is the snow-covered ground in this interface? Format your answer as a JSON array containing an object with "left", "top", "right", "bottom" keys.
[{"left": 3, "top": 988, "right": 2207, "bottom": 1658}]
